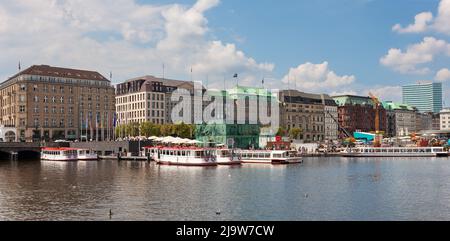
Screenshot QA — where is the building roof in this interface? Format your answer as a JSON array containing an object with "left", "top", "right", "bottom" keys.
[
  {"left": 382, "top": 101, "right": 416, "bottom": 111},
  {"left": 124, "top": 75, "right": 195, "bottom": 90},
  {"left": 4, "top": 65, "right": 109, "bottom": 83},
  {"left": 280, "top": 89, "right": 334, "bottom": 105},
  {"left": 332, "top": 95, "right": 376, "bottom": 107}
]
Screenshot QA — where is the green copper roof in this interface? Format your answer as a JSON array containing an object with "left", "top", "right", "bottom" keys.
[{"left": 382, "top": 101, "right": 415, "bottom": 111}]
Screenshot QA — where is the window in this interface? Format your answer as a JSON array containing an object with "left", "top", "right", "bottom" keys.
[
  {"left": 44, "top": 119, "right": 49, "bottom": 127},
  {"left": 34, "top": 118, "right": 39, "bottom": 127},
  {"left": 34, "top": 96, "right": 38, "bottom": 102},
  {"left": 19, "top": 118, "right": 25, "bottom": 127},
  {"left": 44, "top": 96, "right": 48, "bottom": 103},
  {"left": 52, "top": 106, "right": 56, "bottom": 114},
  {"left": 60, "top": 97, "right": 64, "bottom": 103},
  {"left": 69, "top": 119, "right": 73, "bottom": 127},
  {"left": 52, "top": 86, "right": 56, "bottom": 93},
  {"left": 20, "top": 84, "right": 26, "bottom": 91},
  {"left": 69, "top": 107, "right": 73, "bottom": 114},
  {"left": 59, "top": 119, "right": 64, "bottom": 127},
  {"left": 52, "top": 96, "right": 56, "bottom": 103},
  {"left": 60, "top": 107, "right": 64, "bottom": 114},
  {"left": 44, "top": 106, "right": 49, "bottom": 113},
  {"left": 19, "top": 106, "right": 25, "bottom": 113},
  {"left": 19, "top": 95, "right": 25, "bottom": 102},
  {"left": 52, "top": 119, "right": 56, "bottom": 127},
  {"left": 60, "top": 86, "right": 64, "bottom": 93},
  {"left": 34, "top": 106, "right": 39, "bottom": 113},
  {"left": 69, "top": 97, "right": 73, "bottom": 104},
  {"left": 44, "top": 85, "right": 48, "bottom": 92},
  {"left": 69, "top": 87, "right": 73, "bottom": 94},
  {"left": 33, "top": 85, "right": 38, "bottom": 91}
]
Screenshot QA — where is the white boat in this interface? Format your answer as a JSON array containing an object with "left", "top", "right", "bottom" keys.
[
  {"left": 212, "top": 148, "right": 242, "bottom": 165},
  {"left": 76, "top": 149, "right": 98, "bottom": 161},
  {"left": 41, "top": 147, "right": 78, "bottom": 161},
  {"left": 341, "top": 146, "right": 449, "bottom": 157},
  {"left": 237, "top": 150, "right": 303, "bottom": 164},
  {"left": 152, "top": 147, "right": 218, "bottom": 166}
]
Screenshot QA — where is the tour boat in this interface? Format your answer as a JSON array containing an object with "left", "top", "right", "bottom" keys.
[
  {"left": 152, "top": 147, "right": 218, "bottom": 166},
  {"left": 143, "top": 146, "right": 161, "bottom": 161},
  {"left": 76, "top": 149, "right": 98, "bottom": 161},
  {"left": 41, "top": 147, "right": 78, "bottom": 161},
  {"left": 236, "top": 150, "right": 303, "bottom": 164},
  {"left": 212, "top": 148, "right": 242, "bottom": 165},
  {"left": 341, "top": 146, "right": 449, "bottom": 157}
]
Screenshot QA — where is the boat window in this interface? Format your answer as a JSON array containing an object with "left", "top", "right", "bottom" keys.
[
  {"left": 273, "top": 154, "right": 282, "bottom": 158},
  {"left": 265, "top": 153, "right": 271, "bottom": 158}
]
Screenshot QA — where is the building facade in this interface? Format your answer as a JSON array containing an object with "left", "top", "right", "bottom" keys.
[
  {"left": 322, "top": 94, "right": 339, "bottom": 141},
  {"left": 403, "top": 82, "right": 443, "bottom": 113},
  {"left": 332, "top": 95, "right": 387, "bottom": 138},
  {"left": 440, "top": 108, "right": 450, "bottom": 131},
  {"left": 0, "top": 65, "right": 115, "bottom": 142},
  {"left": 279, "top": 90, "right": 325, "bottom": 143},
  {"left": 115, "top": 76, "right": 195, "bottom": 126},
  {"left": 382, "top": 102, "right": 417, "bottom": 137}
]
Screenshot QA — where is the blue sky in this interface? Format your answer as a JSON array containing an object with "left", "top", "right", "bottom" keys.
[{"left": 0, "top": 0, "right": 449, "bottom": 103}]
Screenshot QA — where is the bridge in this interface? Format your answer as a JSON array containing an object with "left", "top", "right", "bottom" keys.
[{"left": 0, "top": 142, "right": 41, "bottom": 160}]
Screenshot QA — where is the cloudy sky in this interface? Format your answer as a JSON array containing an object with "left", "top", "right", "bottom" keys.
[{"left": 0, "top": 0, "right": 449, "bottom": 104}]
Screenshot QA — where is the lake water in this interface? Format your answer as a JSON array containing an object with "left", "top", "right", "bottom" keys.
[{"left": 1, "top": 157, "right": 450, "bottom": 221}]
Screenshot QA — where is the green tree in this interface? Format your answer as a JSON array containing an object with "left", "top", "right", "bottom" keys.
[
  {"left": 125, "top": 122, "right": 140, "bottom": 137},
  {"left": 289, "top": 128, "right": 302, "bottom": 140},
  {"left": 140, "top": 122, "right": 153, "bottom": 137},
  {"left": 276, "top": 127, "right": 287, "bottom": 137}
]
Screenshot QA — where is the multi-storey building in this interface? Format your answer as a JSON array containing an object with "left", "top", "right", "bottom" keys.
[
  {"left": 382, "top": 101, "right": 417, "bottom": 137},
  {"left": 115, "top": 75, "right": 195, "bottom": 126},
  {"left": 279, "top": 90, "right": 325, "bottom": 142},
  {"left": 321, "top": 94, "right": 339, "bottom": 141},
  {"left": 440, "top": 108, "right": 450, "bottom": 131},
  {"left": 0, "top": 65, "right": 115, "bottom": 142},
  {"left": 332, "top": 95, "right": 387, "bottom": 138},
  {"left": 403, "top": 82, "right": 443, "bottom": 113}
]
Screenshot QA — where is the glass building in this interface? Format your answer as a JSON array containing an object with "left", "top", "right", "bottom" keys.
[{"left": 402, "top": 82, "right": 442, "bottom": 113}]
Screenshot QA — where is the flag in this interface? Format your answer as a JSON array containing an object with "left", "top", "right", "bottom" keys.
[
  {"left": 262, "top": 78, "right": 265, "bottom": 85},
  {"left": 113, "top": 113, "right": 117, "bottom": 128},
  {"left": 110, "top": 71, "right": 112, "bottom": 80},
  {"left": 233, "top": 73, "right": 238, "bottom": 78},
  {"left": 18, "top": 61, "right": 21, "bottom": 71}
]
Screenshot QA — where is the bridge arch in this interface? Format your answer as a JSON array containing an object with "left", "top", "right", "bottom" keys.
[{"left": 0, "top": 126, "right": 17, "bottom": 142}]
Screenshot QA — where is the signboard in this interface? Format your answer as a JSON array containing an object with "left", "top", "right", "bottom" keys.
[{"left": 276, "top": 136, "right": 282, "bottom": 142}]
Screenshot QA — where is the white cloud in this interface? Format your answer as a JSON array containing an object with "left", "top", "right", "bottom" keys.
[
  {"left": 0, "top": 0, "right": 273, "bottom": 86},
  {"left": 380, "top": 37, "right": 450, "bottom": 74},
  {"left": 281, "top": 62, "right": 355, "bottom": 93},
  {"left": 392, "top": 0, "right": 450, "bottom": 35},
  {"left": 364, "top": 86, "right": 403, "bottom": 102},
  {"left": 393, "top": 12, "right": 433, "bottom": 34},
  {"left": 436, "top": 68, "right": 450, "bottom": 81}
]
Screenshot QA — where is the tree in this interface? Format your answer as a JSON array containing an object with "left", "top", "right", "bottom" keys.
[
  {"left": 289, "top": 128, "right": 302, "bottom": 140},
  {"left": 140, "top": 122, "right": 153, "bottom": 137},
  {"left": 125, "top": 122, "right": 140, "bottom": 137},
  {"left": 276, "top": 127, "right": 287, "bottom": 137}
]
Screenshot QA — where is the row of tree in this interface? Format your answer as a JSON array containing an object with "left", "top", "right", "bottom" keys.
[
  {"left": 276, "top": 127, "right": 303, "bottom": 140},
  {"left": 115, "top": 122, "right": 196, "bottom": 139}
]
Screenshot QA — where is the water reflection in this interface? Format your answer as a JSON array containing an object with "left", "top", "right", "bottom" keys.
[{"left": 1, "top": 157, "right": 450, "bottom": 220}]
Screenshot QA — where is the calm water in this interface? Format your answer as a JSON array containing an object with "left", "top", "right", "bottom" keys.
[{"left": 1, "top": 157, "right": 450, "bottom": 221}]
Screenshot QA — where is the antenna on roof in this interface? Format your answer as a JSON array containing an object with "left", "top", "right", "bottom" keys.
[{"left": 162, "top": 63, "right": 165, "bottom": 80}]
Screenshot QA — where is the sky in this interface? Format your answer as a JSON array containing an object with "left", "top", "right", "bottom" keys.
[{"left": 0, "top": 0, "right": 449, "bottom": 104}]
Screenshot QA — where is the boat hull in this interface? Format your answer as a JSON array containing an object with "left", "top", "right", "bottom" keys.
[{"left": 157, "top": 160, "right": 217, "bottom": 166}]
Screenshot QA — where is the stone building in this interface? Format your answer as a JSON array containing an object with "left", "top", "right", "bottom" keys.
[
  {"left": 0, "top": 65, "right": 115, "bottom": 141},
  {"left": 382, "top": 101, "right": 417, "bottom": 137},
  {"left": 332, "top": 95, "right": 387, "bottom": 138},
  {"left": 279, "top": 90, "right": 325, "bottom": 143}
]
